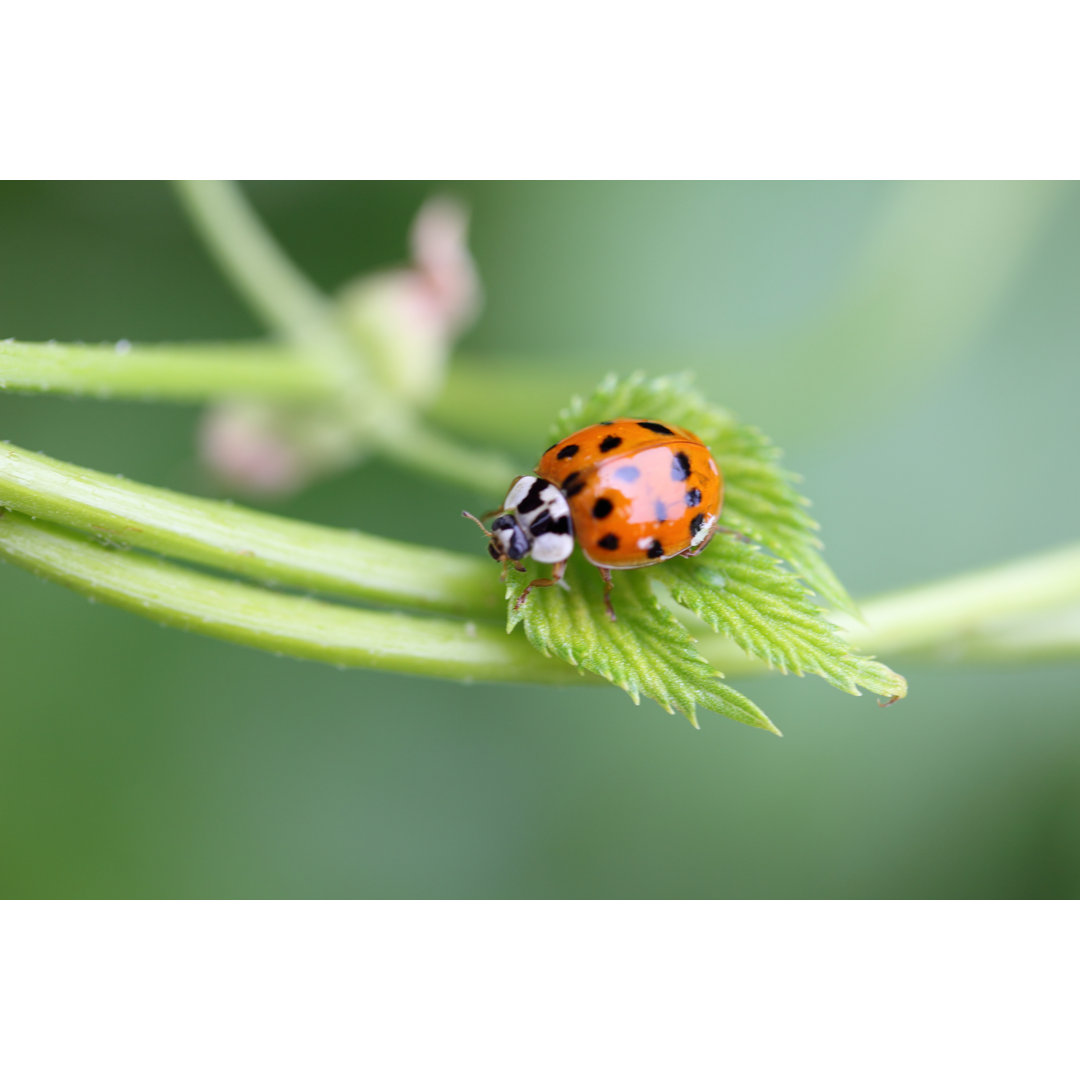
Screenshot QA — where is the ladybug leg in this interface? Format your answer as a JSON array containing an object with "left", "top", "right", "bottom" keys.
[
  {"left": 499, "top": 559, "right": 527, "bottom": 583},
  {"left": 715, "top": 524, "right": 752, "bottom": 544},
  {"left": 598, "top": 566, "right": 617, "bottom": 622},
  {"left": 513, "top": 559, "right": 567, "bottom": 611}
]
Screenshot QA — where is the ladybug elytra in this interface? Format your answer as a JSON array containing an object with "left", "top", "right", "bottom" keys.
[{"left": 464, "top": 418, "right": 722, "bottom": 620}]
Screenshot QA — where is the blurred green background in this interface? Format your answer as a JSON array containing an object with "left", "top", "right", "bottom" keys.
[{"left": 1, "top": 181, "right": 1078, "bottom": 898}]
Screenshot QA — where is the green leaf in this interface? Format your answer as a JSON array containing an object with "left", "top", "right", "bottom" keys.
[
  {"left": 660, "top": 534, "right": 907, "bottom": 700},
  {"left": 503, "top": 372, "right": 906, "bottom": 731},
  {"left": 505, "top": 559, "right": 778, "bottom": 734}
]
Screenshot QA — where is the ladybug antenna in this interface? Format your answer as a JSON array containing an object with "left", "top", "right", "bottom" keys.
[{"left": 461, "top": 510, "right": 493, "bottom": 539}]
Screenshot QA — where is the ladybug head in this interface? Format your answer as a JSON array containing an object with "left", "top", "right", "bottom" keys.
[
  {"left": 463, "top": 476, "right": 575, "bottom": 568},
  {"left": 487, "top": 513, "right": 531, "bottom": 562}
]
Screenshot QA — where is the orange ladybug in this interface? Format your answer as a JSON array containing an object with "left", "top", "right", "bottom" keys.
[{"left": 464, "top": 419, "right": 722, "bottom": 620}]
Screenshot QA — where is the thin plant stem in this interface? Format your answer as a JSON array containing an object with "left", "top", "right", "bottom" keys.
[{"left": 172, "top": 181, "right": 347, "bottom": 358}]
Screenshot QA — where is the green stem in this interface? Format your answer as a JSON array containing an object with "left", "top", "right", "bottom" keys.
[
  {"left": 0, "top": 510, "right": 578, "bottom": 685},
  {"left": 0, "top": 339, "right": 333, "bottom": 401},
  {"left": 173, "top": 181, "right": 346, "bottom": 357},
  {"left": 0, "top": 442, "right": 498, "bottom": 617},
  {"left": 835, "top": 543, "right": 1080, "bottom": 664},
  {"left": 0, "top": 338, "right": 582, "bottom": 453},
  {"left": 376, "top": 414, "right": 520, "bottom": 495}
]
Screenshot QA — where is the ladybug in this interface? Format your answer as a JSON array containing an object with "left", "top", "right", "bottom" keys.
[{"left": 464, "top": 419, "right": 722, "bottom": 620}]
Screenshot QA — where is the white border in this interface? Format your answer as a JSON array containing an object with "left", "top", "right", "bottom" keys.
[
  {"left": 1, "top": 902, "right": 1075, "bottom": 1077},
  {"left": 4, "top": 3, "right": 1078, "bottom": 178}
]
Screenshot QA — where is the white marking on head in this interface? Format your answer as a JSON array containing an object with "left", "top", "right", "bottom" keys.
[{"left": 531, "top": 532, "right": 574, "bottom": 564}]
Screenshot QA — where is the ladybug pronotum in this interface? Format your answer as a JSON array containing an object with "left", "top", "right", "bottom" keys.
[{"left": 464, "top": 418, "right": 722, "bottom": 620}]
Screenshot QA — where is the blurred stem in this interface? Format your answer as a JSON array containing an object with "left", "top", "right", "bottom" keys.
[
  {"left": 171, "top": 181, "right": 514, "bottom": 495},
  {"left": 835, "top": 544, "right": 1080, "bottom": 666},
  {"left": 0, "top": 510, "right": 577, "bottom": 685},
  {"left": 0, "top": 443, "right": 498, "bottom": 617},
  {"left": 0, "top": 339, "right": 333, "bottom": 401},
  {"left": 0, "top": 338, "right": 582, "bottom": 450},
  {"left": 173, "top": 181, "right": 351, "bottom": 368}
]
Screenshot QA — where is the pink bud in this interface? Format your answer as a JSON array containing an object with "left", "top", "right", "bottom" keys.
[
  {"left": 199, "top": 404, "right": 307, "bottom": 496},
  {"left": 409, "top": 195, "right": 482, "bottom": 338}
]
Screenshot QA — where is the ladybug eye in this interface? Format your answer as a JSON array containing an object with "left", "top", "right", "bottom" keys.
[{"left": 487, "top": 542, "right": 501, "bottom": 561}]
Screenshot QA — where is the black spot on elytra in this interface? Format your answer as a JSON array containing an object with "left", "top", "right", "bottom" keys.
[
  {"left": 614, "top": 465, "right": 640, "bottom": 484},
  {"left": 654, "top": 499, "right": 667, "bottom": 522},
  {"left": 646, "top": 539, "right": 664, "bottom": 559},
  {"left": 599, "top": 434, "right": 622, "bottom": 453},
  {"left": 598, "top": 533, "right": 619, "bottom": 550},
  {"left": 690, "top": 513, "right": 706, "bottom": 538},
  {"left": 517, "top": 481, "right": 545, "bottom": 514},
  {"left": 671, "top": 452, "right": 691, "bottom": 482},
  {"left": 638, "top": 421, "right": 674, "bottom": 435},
  {"left": 685, "top": 487, "right": 702, "bottom": 507},
  {"left": 592, "top": 497, "right": 613, "bottom": 519},
  {"left": 557, "top": 443, "right": 579, "bottom": 460},
  {"left": 562, "top": 471, "right": 585, "bottom": 497}
]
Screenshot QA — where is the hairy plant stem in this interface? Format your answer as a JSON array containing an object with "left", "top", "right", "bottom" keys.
[
  {"left": 2, "top": 441, "right": 1079, "bottom": 680},
  {"left": 0, "top": 510, "right": 578, "bottom": 685},
  {"left": 0, "top": 442, "right": 497, "bottom": 617}
]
